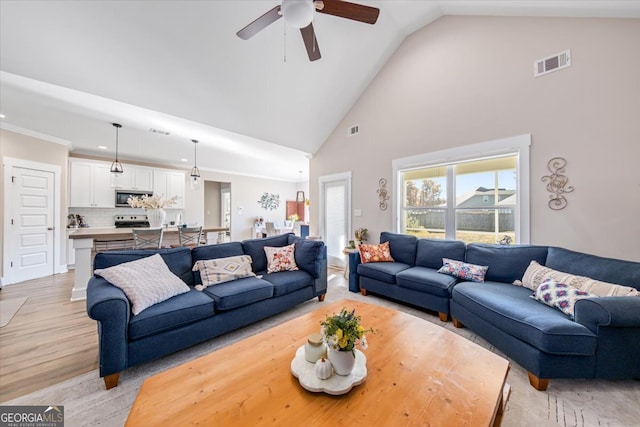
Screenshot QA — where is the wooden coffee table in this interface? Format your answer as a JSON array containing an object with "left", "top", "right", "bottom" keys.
[{"left": 126, "top": 300, "right": 509, "bottom": 426}]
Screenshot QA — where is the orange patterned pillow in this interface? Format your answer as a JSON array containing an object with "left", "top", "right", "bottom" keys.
[{"left": 358, "top": 242, "right": 395, "bottom": 264}]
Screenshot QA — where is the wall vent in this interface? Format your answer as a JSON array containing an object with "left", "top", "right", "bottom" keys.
[
  {"left": 534, "top": 49, "right": 571, "bottom": 77},
  {"left": 348, "top": 124, "right": 359, "bottom": 136},
  {"left": 149, "top": 128, "right": 171, "bottom": 136}
]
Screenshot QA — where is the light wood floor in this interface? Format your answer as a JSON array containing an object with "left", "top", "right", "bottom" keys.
[
  {"left": 0, "top": 267, "right": 347, "bottom": 402},
  {"left": 0, "top": 271, "right": 98, "bottom": 402}
]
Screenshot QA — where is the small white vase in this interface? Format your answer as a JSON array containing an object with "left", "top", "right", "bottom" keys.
[
  {"left": 146, "top": 209, "right": 166, "bottom": 229},
  {"left": 327, "top": 346, "right": 356, "bottom": 376}
]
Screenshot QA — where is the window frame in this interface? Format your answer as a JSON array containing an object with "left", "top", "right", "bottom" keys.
[{"left": 392, "top": 134, "right": 531, "bottom": 244}]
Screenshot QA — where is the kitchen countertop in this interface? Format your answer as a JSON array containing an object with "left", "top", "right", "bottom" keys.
[{"left": 68, "top": 226, "right": 229, "bottom": 239}]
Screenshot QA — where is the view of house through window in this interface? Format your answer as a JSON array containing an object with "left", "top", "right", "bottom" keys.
[{"left": 401, "top": 155, "right": 518, "bottom": 244}]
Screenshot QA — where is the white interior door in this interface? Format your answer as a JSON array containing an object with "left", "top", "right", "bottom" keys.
[
  {"left": 320, "top": 172, "right": 351, "bottom": 269},
  {"left": 9, "top": 166, "right": 55, "bottom": 282}
]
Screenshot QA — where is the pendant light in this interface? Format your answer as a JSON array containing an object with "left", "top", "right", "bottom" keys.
[
  {"left": 110, "top": 123, "right": 124, "bottom": 188},
  {"left": 190, "top": 139, "right": 201, "bottom": 190}
]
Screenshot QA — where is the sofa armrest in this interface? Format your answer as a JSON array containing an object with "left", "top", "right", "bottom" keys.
[
  {"left": 348, "top": 251, "right": 362, "bottom": 293},
  {"left": 86, "top": 277, "right": 131, "bottom": 377},
  {"left": 313, "top": 246, "right": 328, "bottom": 296},
  {"left": 574, "top": 297, "right": 640, "bottom": 334}
]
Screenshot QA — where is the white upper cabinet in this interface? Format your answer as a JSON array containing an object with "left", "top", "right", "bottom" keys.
[
  {"left": 119, "top": 165, "right": 153, "bottom": 191},
  {"left": 69, "top": 159, "right": 115, "bottom": 207},
  {"left": 153, "top": 170, "right": 186, "bottom": 209}
]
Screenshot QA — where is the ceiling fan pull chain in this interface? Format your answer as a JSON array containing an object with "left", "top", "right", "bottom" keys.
[{"left": 283, "top": 23, "right": 287, "bottom": 63}]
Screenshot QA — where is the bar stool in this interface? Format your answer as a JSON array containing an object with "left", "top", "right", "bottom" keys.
[
  {"left": 132, "top": 228, "right": 164, "bottom": 249},
  {"left": 171, "top": 226, "right": 203, "bottom": 249}
]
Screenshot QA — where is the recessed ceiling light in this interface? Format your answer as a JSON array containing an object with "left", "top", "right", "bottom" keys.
[
  {"left": 98, "top": 145, "right": 108, "bottom": 150},
  {"left": 180, "top": 158, "right": 188, "bottom": 162},
  {"left": 0, "top": 114, "right": 5, "bottom": 118}
]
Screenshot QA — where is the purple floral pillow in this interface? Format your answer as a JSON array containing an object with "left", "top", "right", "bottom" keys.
[
  {"left": 437, "top": 258, "right": 488, "bottom": 282},
  {"left": 533, "top": 278, "right": 594, "bottom": 318}
]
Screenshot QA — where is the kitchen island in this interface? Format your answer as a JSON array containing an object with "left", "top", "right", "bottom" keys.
[{"left": 68, "top": 226, "right": 229, "bottom": 301}]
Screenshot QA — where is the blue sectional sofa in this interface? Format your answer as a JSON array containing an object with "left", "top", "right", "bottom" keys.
[
  {"left": 86, "top": 234, "right": 327, "bottom": 389},
  {"left": 349, "top": 232, "right": 640, "bottom": 390}
]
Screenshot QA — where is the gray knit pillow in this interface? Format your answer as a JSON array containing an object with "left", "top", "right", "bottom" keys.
[{"left": 95, "top": 253, "right": 190, "bottom": 315}]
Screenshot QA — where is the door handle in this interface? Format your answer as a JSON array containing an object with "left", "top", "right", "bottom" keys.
[{"left": 48, "top": 227, "right": 54, "bottom": 230}]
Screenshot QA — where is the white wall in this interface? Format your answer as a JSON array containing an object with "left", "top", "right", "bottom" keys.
[{"left": 311, "top": 16, "right": 640, "bottom": 262}]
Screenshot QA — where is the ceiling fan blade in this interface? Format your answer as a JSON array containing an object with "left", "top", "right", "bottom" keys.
[
  {"left": 317, "top": 0, "right": 379, "bottom": 24},
  {"left": 236, "top": 5, "right": 282, "bottom": 40},
  {"left": 300, "top": 23, "right": 321, "bottom": 61}
]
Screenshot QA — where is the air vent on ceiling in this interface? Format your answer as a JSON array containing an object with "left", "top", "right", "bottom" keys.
[
  {"left": 149, "top": 128, "right": 171, "bottom": 136},
  {"left": 534, "top": 49, "right": 571, "bottom": 77},
  {"left": 348, "top": 124, "right": 359, "bottom": 137}
]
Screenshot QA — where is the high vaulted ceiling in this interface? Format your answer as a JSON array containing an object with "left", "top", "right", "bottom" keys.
[{"left": 1, "top": 1, "right": 638, "bottom": 181}]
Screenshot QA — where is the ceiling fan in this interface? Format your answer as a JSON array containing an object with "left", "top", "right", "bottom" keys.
[{"left": 236, "top": 0, "right": 380, "bottom": 61}]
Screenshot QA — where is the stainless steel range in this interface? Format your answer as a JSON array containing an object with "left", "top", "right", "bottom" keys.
[{"left": 114, "top": 215, "right": 150, "bottom": 228}]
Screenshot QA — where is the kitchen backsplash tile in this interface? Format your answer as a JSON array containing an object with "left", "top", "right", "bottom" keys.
[{"left": 69, "top": 208, "right": 183, "bottom": 228}]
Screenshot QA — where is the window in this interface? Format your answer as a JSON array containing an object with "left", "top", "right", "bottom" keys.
[{"left": 393, "top": 135, "right": 530, "bottom": 244}]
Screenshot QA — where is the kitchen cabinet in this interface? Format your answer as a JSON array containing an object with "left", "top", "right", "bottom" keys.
[
  {"left": 66, "top": 229, "right": 75, "bottom": 268},
  {"left": 119, "top": 165, "right": 153, "bottom": 191},
  {"left": 69, "top": 160, "right": 115, "bottom": 207},
  {"left": 153, "top": 170, "right": 186, "bottom": 208}
]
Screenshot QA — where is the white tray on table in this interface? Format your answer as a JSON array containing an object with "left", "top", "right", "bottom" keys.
[{"left": 290, "top": 345, "right": 367, "bottom": 395}]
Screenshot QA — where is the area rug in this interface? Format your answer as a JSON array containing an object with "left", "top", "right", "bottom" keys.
[
  {"left": 2, "top": 277, "right": 638, "bottom": 427},
  {"left": 0, "top": 296, "right": 28, "bottom": 328}
]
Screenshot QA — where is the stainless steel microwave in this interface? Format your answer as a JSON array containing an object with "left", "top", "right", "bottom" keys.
[{"left": 115, "top": 190, "right": 153, "bottom": 207}]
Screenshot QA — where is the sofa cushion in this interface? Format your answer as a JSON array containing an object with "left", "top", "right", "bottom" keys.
[
  {"left": 264, "top": 243, "right": 299, "bottom": 273},
  {"left": 289, "top": 236, "right": 323, "bottom": 278},
  {"left": 262, "top": 270, "right": 313, "bottom": 297},
  {"left": 533, "top": 279, "right": 594, "bottom": 318},
  {"left": 358, "top": 242, "right": 394, "bottom": 263},
  {"left": 357, "top": 262, "right": 411, "bottom": 284},
  {"left": 202, "top": 276, "right": 274, "bottom": 310},
  {"left": 465, "top": 244, "right": 548, "bottom": 284},
  {"left": 192, "top": 255, "right": 256, "bottom": 290},
  {"left": 94, "top": 247, "right": 194, "bottom": 285},
  {"left": 94, "top": 253, "right": 190, "bottom": 315},
  {"left": 396, "top": 267, "right": 458, "bottom": 297},
  {"left": 129, "top": 289, "right": 215, "bottom": 340},
  {"left": 516, "top": 260, "right": 640, "bottom": 296},
  {"left": 545, "top": 247, "right": 640, "bottom": 289},
  {"left": 191, "top": 242, "right": 246, "bottom": 285},
  {"left": 242, "top": 234, "right": 291, "bottom": 273},
  {"left": 414, "top": 238, "right": 466, "bottom": 269},
  {"left": 452, "top": 281, "right": 597, "bottom": 356},
  {"left": 380, "top": 232, "right": 418, "bottom": 266},
  {"left": 438, "top": 258, "right": 488, "bottom": 282}
]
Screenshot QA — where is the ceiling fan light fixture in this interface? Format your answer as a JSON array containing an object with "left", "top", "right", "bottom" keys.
[{"left": 281, "top": 0, "right": 315, "bottom": 29}]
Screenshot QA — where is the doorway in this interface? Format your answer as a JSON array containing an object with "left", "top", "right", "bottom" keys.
[
  {"left": 204, "top": 180, "right": 231, "bottom": 242},
  {"left": 3, "top": 157, "right": 62, "bottom": 284},
  {"left": 319, "top": 172, "right": 351, "bottom": 269}
]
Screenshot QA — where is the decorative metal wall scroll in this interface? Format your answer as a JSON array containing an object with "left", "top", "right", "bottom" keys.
[
  {"left": 541, "top": 157, "right": 573, "bottom": 210},
  {"left": 377, "top": 178, "right": 390, "bottom": 210}
]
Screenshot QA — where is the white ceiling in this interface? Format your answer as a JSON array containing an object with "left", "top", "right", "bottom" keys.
[{"left": 1, "top": 1, "right": 639, "bottom": 181}]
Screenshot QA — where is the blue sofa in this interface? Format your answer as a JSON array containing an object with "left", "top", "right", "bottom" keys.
[
  {"left": 349, "top": 232, "right": 640, "bottom": 390},
  {"left": 86, "top": 234, "right": 327, "bottom": 389}
]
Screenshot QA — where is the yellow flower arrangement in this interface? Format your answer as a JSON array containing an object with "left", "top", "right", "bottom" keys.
[{"left": 320, "top": 308, "right": 374, "bottom": 356}]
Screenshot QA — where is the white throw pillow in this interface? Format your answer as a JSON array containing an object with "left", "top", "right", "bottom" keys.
[
  {"left": 192, "top": 255, "right": 256, "bottom": 290},
  {"left": 264, "top": 243, "right": 299, "bottom": 273},
  {"left": 94, "top": 253, "right": 190, "bottom": 315},
  {"left": 515, "top": 260, "right": 639, "bottom": 297}
]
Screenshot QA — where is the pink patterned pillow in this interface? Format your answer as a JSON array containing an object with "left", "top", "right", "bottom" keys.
[
  {"left": 264, "top": 243, "right": 299, "bottom": 273},
  {"left": 533, "top": 278, "right": 594, "bottom": 318},
  {"left": 437, "top": 258, "right": 488, "bottom": 282}
]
